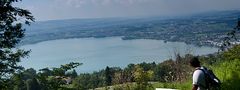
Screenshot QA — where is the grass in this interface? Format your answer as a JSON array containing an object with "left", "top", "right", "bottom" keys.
[
  {"left": 154, "top": 59, "right": 240, "bottom": 90},
  {"left": 152, "top": 81, "right": 192, "bottom": 90}
]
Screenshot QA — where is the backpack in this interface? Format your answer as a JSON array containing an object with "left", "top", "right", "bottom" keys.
[{"left": 197, "top": 67, "right": 221, "bottom": 90}]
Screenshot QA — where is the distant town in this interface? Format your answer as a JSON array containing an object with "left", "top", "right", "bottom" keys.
[{"left": 22, "top": 10, "right": 240, "bottom": 47}]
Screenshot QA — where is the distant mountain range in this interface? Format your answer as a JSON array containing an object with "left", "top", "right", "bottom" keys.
[{"left": 21, "top": 10, "right": 240, "bottom": 47}]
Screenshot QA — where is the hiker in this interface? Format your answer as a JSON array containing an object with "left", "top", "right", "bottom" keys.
[{"left": 190, "top": 57, "right": 207, "bottom": 90}]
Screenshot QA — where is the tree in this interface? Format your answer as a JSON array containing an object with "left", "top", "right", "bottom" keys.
[
  {"left": 0, "top": 0, "right": 34, "bottom": 88},
  {"left": 153, "top": 60, "right": 176, "bottom": 82},
  {"left": 11, "top": 73, "right": 26, "bottom": 90},
  {"left": 37, "top": 62, "right": 81, "bottom": 90},
  {"left": 17, "top": 68, "right": 37, "bottom": 82},
  {"left": 133, "top": 65, "right": 153, "bottom": 90},
  {"left": 73, "top": 73, "right": 92, "bottom": 90},
  {"left": 51, "top": 62, "right": 81, "bottom": 76},
  {"left": 26, "top": 78, "right": 40, "bottom": 90},
  {"left": 220, "top": 18, "right": 240, "bottom": 51},
  {"left": 66, "top": 69, "right": 78, "bottom": 78},
  {"left": 122, "top": 63, "right": 135, "bottom": 83},
  {"left": 104, "top": 66, "right": 112, "bottom": 86}
]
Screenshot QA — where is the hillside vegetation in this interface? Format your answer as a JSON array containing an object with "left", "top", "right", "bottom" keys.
[
  {"left": 152, "top": 45, "right": 240, "bottom": 90},
  {"left": 6, "top": 44, "right": 240, "bottom": 90}
]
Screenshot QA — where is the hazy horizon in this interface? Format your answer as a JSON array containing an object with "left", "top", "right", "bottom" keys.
[{"left": 16, "top": 0, "right": 240, "bottom": 21}]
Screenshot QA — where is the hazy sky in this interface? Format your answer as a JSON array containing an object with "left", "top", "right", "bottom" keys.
[{"left": 16, "top": 0, "right": 240, "bottom": 21}]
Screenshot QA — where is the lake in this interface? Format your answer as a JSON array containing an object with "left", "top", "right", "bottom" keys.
[{"left": 19, "top": 37, "right": 218, "bottom": 73}]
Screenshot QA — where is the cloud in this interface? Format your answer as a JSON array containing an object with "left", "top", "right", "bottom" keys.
[
  {"left": 19, "top": 0, "right": 240, "bottom": 21},
  {"left": 55, "top": 0, "right": 149, "bottom": 7}
]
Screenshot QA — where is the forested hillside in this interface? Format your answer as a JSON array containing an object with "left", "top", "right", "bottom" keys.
[{"left": 7, "top": 44, "right": 240, "bottom": 90}]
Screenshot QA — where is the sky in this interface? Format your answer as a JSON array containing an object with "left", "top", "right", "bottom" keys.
[{"left": 16, "top": 0, "right": 240, "bottom": 21}]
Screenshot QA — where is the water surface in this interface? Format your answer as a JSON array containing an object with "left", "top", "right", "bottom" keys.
[{"left": 20, "top": 37, "right": 218, "bottom": 73}]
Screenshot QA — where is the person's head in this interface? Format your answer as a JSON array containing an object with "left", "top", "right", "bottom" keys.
[{"left": 189, "top": 57, "right": 201, "bottom": 68}]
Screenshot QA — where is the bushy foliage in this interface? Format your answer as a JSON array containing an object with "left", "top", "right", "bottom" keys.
[
  {"left": 0, "top": 0, "right": 34, "bottom": 89},
  {"left": 133, "top": 65, "right": 154, "bottom": 90},
  {"left": 9, "top": 62, "right": 81, "bottom": 90},
  {"left": 153, "top": 45, "right": 240, "bottom": 90},
  {"left": 212, "top": 45, "right": 240, "bottom": 90},
  {"left": 71, "top": 55, "right": 195, "bottom": 90},
  {"left": 213, "top": 59, "right": 240, "bottom": 90},
  {"left": 223, "top": 45, "right": 240, "bottom": 61}
]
